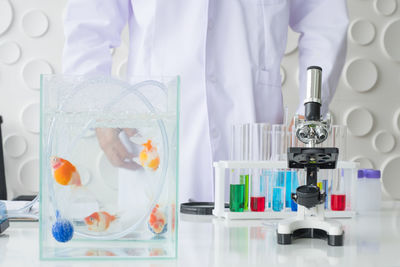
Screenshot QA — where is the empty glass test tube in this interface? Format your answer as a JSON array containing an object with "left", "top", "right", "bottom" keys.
[
  {"left": 327, "top": 125, "right": 347, "bottom": 160},
  {"left": 229, "top": 124, "right": 250, "bottom": 212},
  {"left": 250, "top": 123, "right": 270, "bottom": 212}
]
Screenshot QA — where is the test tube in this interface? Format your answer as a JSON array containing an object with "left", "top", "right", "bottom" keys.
[
  {"left": 229, "top": 124, "right": 250, "bottom": 212},
  {"left": 250, "top": 123, "right": 269, "bottom": 212},
  {"left": 270, "top": 125, "right": 287, "bottom": 212},
  {"left": 331, "top": 169, "right": 346, "bottom": 211},
  {"left": 328, "top": 125, "right": 347, "bottom": 160},
  {"left": 317, "top": 170, "right": 328, "bottom": 209},
  {"left": 290, "top": 171, "right": 299, "bottom": 211},
  {"left": 288, "top": 129, "right": 302, "bottom": 211}
]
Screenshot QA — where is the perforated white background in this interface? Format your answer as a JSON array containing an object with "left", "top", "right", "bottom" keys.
[{"left": 0, "top": 0, "right": 399, "bottom": 200}]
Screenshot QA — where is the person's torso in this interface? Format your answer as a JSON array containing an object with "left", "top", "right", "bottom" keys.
[{"left": 125, "top": 0, "right": 290, "bottom": 201}]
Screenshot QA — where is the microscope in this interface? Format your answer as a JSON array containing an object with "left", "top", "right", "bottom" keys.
[{"left": 277, "top": 66, "right": 343, "bottom": 246}]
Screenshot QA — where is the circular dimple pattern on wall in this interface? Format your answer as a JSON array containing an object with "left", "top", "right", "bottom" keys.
[
  {"left": 0, "top": 41, "right": 21, "bottom": 64},
  {"left": 382, "top": 156, "right": 400, "bottom": 199},
  {"left": 285, "top": 27, "right": 299, "bottom": 55},
  {"left": 383, "top": 19, "right": 400, "bottom": 61},
  {"left": 97, "top": 152, "right": 118, "bottom": 191},
  {"left": 373, "top": 130, "right": 395, "bottom": 153},
  {"left": 21, "top": 9, "right": 49, "bottom": 37},
  {"left": 345, "top": 107, "right": 373, "bottom": 136},
  {"left": 280, "top": 66, "right": 285, "bottom": 85},
  {"left": 374, "top": 0, "right": 397, "bottom": 16},
  {"left": 373, "top": 131, "right": 395, "bottom": 153},
  {"left": 351, "top": 156, "right": 374, "bottom": 169},
  {"left": 19, "top": 158, "right": 39, "bottom": 193},
  {"left": 22, "top": 59, "right": 53, "bottom": 89},
  {"left": 345, "top": 58, "right": 378, "bottom": 92},
  {"left": 4, "top": 135, "right": 27, "bottom": 158},
  {"left": 394, "top": 109, "right": 400, "bottom": 133},
  {"left": 0, "top": 0, "right": 13, "bottom": 35},
  {"left": 21, "top": 102, "right": 39, "bottom": 134},
  {"left": 349, "top": 19, "right": 375, "bottom": 45}
]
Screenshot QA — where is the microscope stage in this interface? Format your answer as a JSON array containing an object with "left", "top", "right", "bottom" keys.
[{"left": 287, "top": 147, "right": 338, "bottom": 169}]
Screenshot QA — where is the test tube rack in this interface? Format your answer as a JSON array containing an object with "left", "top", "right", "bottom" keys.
[{"left": 213, "top": 160, "right": 358, "bottom": 220}]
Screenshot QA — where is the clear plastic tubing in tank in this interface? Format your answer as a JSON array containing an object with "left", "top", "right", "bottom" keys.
[{"left": 46, "top": 78, "right": 171, "bottom": 240}]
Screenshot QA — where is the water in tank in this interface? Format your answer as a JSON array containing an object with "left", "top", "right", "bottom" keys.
[{"left": 39, "top": 75, "right": 179, "bottom": 260}]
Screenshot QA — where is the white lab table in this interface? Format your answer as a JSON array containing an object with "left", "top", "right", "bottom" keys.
[{"left": 1, "top": 202, "right": 400, "bottom": 267}]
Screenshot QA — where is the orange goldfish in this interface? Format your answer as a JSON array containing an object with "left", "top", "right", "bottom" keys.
[
  {"left": 139, "top": 140, "right": 160, "bottom": 171},
  {"left": 50, "top": 156, "right": 82, "bottom": 186},
  {"left": 149, "top": 248, "right": 166, "bottom": 256},
  {"left": 148, "top": 204, "right": 167, "bottom": 234},
  {"left": 84, "top": 211, "right": 117, "bottom": 232},
  {"left": 85, "top": 249, "right": 116, "bottom": 257}
]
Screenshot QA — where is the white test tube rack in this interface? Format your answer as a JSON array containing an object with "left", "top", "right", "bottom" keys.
[{"left": 213, "top": 160, "right": 358, "bottom": 220}]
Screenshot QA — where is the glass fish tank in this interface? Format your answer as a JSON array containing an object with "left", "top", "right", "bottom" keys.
[{"left": 39, "top": 75, "right": 179, "bottom": 260}]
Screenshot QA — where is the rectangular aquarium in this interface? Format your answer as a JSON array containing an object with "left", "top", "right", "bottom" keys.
[{"left": 39, "top": 75, "right": 179, "bottom": 260}]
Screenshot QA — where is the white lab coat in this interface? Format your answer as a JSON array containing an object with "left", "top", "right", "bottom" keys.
[{"left": 63, "top": 0, "right": 348, "bottom": 202}]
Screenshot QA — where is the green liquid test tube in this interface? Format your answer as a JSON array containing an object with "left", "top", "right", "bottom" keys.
[
  {"left": 230, "top": 184, "right": 245, "bottom": 212},
  {"left": 240, "top": 174, "right": 249, "bottom": 211},
  {"left": 230, "top": 123, "right": 251, "bottom": 212}
]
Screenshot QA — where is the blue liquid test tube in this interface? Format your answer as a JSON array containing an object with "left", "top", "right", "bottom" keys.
[
  {"left": 270, "top": 124, "right": 287, "bottom": 212},
  {"left": 272, "top": 170, "right": 285, "bottom": 212},
  {"left": 290, "top": 171, "right": 298, "bottom": 211},
  {"left": 285, "top": 170, "right": 292, "bottom": 208}
]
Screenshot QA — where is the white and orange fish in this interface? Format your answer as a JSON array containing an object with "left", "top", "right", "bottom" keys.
[
  {"left": 50, "top": 156, "right": 82, "bottom": 186},
  {"left": 149, "top": 248, "right": 166, "bottom": 257},
  {"left": 139, "top": 140, "right": 160, "bottom": 171},
  {"left": 84, "top": 211, "right": 117, "bottom": 232},
  {"left": 148, "top": 204, "right": 167, "bottom": 234},
  {"left": 85, "top": 249, "right": 116, "bottom": 257}
]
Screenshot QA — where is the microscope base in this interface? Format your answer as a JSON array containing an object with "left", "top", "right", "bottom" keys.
[{"left": 276, "top": 204, "right": 344, "bottom": 246}]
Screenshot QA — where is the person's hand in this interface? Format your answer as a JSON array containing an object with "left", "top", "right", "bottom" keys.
[{"left": 96, "top": 128, "right": 142, "bottom": 170}]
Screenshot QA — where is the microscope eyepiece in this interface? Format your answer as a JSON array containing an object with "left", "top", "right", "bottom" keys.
[
  {"left": 307, "top": 66, "right": 322, "bottom": 71},
  {"left": 304, "top": 66, "right": 322, "bottom": 121}
]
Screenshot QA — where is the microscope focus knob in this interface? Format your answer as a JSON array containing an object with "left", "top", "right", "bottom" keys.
[{"left": 291, "top": 185, "right": 326, "bottom": 209}]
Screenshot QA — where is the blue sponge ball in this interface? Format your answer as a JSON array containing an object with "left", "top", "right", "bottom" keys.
[{"left": 52, "top": 219, "right": 74, "bottom": 243}]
